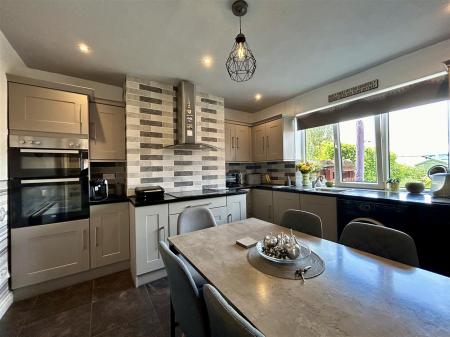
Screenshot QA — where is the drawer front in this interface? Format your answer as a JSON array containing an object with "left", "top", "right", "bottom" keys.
[{"left": 169, "top": 197, "right": 227, "bottom": 214}]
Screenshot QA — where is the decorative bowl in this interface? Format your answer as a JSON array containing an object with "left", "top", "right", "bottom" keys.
[
  {"left": 256, "top": 241, "right": 311, "bottom": 264},
  {"left": 405, "top": 182, "right": 425, "bottom": 194}
]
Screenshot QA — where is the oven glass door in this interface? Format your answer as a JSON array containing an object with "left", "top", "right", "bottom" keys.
[
  {"left": 9, "top": 176, "right": 89, "bottom": 228},
  {"left": 9, "top": 148, "right": 87, "bottom": 178}
]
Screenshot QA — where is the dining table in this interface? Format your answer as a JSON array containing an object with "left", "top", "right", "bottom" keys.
[{"left": 168, "top": 218, "right": 450, "bottom": 337}]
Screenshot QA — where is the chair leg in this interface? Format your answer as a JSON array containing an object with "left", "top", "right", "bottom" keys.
[{"left": 170, "top": 296, "right": 176, "bottom": 337}]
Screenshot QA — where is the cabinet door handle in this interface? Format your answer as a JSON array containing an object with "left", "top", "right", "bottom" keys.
[
  {"left": 231, "top": 137, "right": 234, "bottom": 149},
  {"left": 82, "top": 229, "right": 88, "bottom": 250},
  {"left": 227, "top": 213, "right": 232, "bottom": 223},
  {"left": 95, "top": 227, "right": 99, "bottom": 247},
  {"left": 262, "top": 137, "right": 265, "bottom": 151},
  {"left": 158, "top": 226, "right": 165, "bottom": 241},
  {"left": 236, "top": 137, "right": 239, "bottom": 149},
  {"left": 266, "top": 136, "right": 269, "bottom": 149}
]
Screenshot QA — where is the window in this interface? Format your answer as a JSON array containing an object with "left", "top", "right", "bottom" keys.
[
  {"left": 388, "top": 101, "right": 449, "bottom": 188},
  {"left": 336, "top": 116, "right": 381, "bottom": 185},
  {"left": 305, "top": 125, "right": 335, "bottom": 181}
]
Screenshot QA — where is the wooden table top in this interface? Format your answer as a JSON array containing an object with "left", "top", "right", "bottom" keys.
[{"left": 168, "top": 218, "right": 450, "bottom": 337}]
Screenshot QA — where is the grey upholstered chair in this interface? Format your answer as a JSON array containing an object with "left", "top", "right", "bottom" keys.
[
  {"left": 339, "top": 222, "right": 419, "bottom": 267},
  {"left": 178, "top": 206, "right": 217, "bottom": 234},
  {"left": 158, "top": 241, "right": 209, "bottom": 337},
  {"left": 177, "top": 207, "right": 216, "bottom": 287},
  {"left": 203, "top": 284, "right": 265, "bottom": 337},
  {"left": 280, "top": 209, "right": 323, "bottom": 238}
]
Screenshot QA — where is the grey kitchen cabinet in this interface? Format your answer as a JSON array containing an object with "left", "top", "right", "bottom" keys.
[
  {"left": 226, "top": 194, "right": 247, "bottom": 223},
  {"left": 8, "top": 82, "right": 88, "bottom": 135},
  {"left": 11, "top": 219, "right": 90, "bottom": 289},
  {"left": 225, "top": 122, "right": 252, "bottom": 162},
  {"left": 90, "top": 202, "right": 130, "bottom": 268},
  {"left": 252, "top": 117, "right": 296, "bottom": 162},
  {"left": 273, "top": 191, "right": 301, "bottom": 225},
  {"left": 89, "top": 102, "right": 126, "bottom": 161},
  {"left": 300, "top": 194, "right": 337, "bottom": 242},
  {"left": 252, "top": 189, "right": 273, "bottom": 222},
  {"left": 130, "top": 203, "right": 169, "bottom": 286}
]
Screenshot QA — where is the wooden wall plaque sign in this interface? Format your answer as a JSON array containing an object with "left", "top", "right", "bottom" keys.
[{"left": 328, "top": 79, "right": 379, "bottom": 103}]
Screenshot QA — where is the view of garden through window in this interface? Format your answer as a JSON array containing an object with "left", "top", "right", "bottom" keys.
[{"left": 304, "top": 100, "right": 449, "bottom": 188}]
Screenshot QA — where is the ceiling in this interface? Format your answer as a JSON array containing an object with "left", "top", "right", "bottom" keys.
[{"left": 0, "top": 0, "right": 449, "bottom": 112}]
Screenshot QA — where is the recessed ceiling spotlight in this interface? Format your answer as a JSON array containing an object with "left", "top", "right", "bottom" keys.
[
  {"left": 255, "top": 93, "right": 262, "bottom": 101},
  {"left": 202, "top": 56, "right": 213, "bottom": 68},
  {"left": 78, "top": 43, "right": 90, "bottom": 54}
]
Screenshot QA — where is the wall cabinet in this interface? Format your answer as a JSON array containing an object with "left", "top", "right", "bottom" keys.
[
  {"left": 11, "top": 219, "right": 90, "bottom": 289},
  {"left": 90, "top": 203, "right": 130, "bottom": 268},
  {"left": 225, "top": 123, "right": 252, "bottom": 162},
  {"left": 252, "top": 118, "right": 296, "bottom": 162},
  {"left": 252, "top": 189, "right": 273, "bottom": 222},
  {"left": 9, "top": 82, "right": 88, "bottom": 135},
  {"left": 300, "top": 194, "right": 337, "bottom": 242},
  {"left": 273, "top": 191, "right": 301, "bottom": 225},
  {"left": 90, "top": 102, "right": 126, "bottom": 161}
]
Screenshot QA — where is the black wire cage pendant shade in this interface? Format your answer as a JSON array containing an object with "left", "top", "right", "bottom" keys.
[{"left": 226, "top": 0, "right": 256, "bottom": 82}]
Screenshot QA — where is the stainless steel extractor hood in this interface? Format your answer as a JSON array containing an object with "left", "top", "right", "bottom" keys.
[{"left": 164, "top": 81, "right": 219, "bottom": 151}]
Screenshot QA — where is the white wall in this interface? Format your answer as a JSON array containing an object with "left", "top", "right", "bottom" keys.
[
  {"left": 254, "top": 39, "right": 450, "bottom": 121},
  {"left": 225, "top": 107, "right": 255, "bottom": 124}
]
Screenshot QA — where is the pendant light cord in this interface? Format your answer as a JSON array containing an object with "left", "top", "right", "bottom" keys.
[{"left": 239, "top": 16, "right": 242, "bottom": 34}]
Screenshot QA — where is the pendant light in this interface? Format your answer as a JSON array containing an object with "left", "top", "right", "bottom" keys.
[{"left": 226, "top": 0, "right": 256, "bottom": 82}]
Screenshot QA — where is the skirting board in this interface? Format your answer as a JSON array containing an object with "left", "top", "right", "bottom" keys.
[
  {"left": 13, "top": 260, "right": 130, "bottom": 301},
  {"left": 132, "top": 268, "right": 167, "bottom": 288},
  {"left": 0, "top": 291, "right": 13, "bottom": 319}
]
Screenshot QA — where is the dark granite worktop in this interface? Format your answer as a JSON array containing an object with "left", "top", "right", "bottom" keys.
[
  {"left": 89, "top": 194, "right": 129, "bottom": 206},
  {"left": 232, "top": 184, "right": 450, "bottom": 206},
  {"left": 129, "top": 188, "right": 249, "bottom": 207}
]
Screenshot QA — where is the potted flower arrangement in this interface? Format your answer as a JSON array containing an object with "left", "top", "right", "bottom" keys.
[
  {"left": 387, "top": 178, "right": 400, "bottom": 192},
  {"left": 295, "top": 161, "right": 315, "bottom": 187}
]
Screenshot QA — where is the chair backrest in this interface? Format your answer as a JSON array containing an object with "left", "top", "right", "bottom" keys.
[
  {"left": 280, "top": 209, "right": 323, "bottom": 238},
  {"left": 203, "top": 284, "right": 265, "bottom": 337},
  {"left": 349, "top": 217, "right": 385, "bottom": 227},
  {"left": 339, "top": 222, "right": 419, "bottom": 267},
  {"left": 178, "top": 206, "right": 217, "bottom": 234},
  {"left": 158, "top": 241, "right": 209, "bottom": 337}
]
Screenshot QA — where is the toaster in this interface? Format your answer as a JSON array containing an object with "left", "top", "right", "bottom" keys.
[
  {"left": 135, "top": 185, "right": 165, "bottom": 201},
  {"left": 431, "top": 173, "right": 450, "bottom": 198}
]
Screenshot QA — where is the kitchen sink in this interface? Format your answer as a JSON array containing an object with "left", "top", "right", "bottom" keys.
[{"left": 313, "top": 187, "right": 349, "bottom": 193}]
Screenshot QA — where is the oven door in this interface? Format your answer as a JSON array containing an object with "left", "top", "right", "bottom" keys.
[
  {"left": 9, "top": 176, "right": 89, "bottom": 228},
  {"left": 9, "top": 148, "right": 88, "bottom": 179}
]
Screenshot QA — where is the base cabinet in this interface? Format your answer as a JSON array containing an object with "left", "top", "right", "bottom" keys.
[
  {"left": 226, "top": 194, "right": 247, "bottom": 223},
  {"left": 273, "top": 191, "right": 301, "bottom": 225},
  {"left": 11, "top": 219, "right": 90, "bottom": 289},
  {"left": 130, "top": 203, "right": 169, "bottom": 283},
  {"left": 252, "top": 189, "right": 273, "bottom": 223},
  {"left": 300, "top": 195, "right": 337, "bottom": 242},
  {"left": 90, "top": 203, "right": 130, "bottom": 268}
]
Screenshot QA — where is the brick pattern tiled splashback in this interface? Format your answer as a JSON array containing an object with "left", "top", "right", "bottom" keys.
[
  {"left": 125, "top": 77, "right": 226, "bottom": 195},
  {"left": 90, "top": 162, "right": 126, "bottom": 196},
  {"left": 226, "top": 162, "right": 296, "bottom": 185}
]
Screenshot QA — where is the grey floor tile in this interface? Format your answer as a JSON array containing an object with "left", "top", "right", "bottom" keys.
[
  {"left": 27, "top": 281, "right": 92, "bottom": 323},
  {"left": 0, "top": 297, "right": 37, "bottom": 337},
  {"left": 92, "top": 270, "right": 134, "bottom": 302},
  {"left": 91, "top": 286, "right": 158, "bottom": 336},
  {"left": 92, "top": 316, "right": 164, "bottom": 337},
  {"left": 19, "top": 304, "right": 91, "bottom": 337}
]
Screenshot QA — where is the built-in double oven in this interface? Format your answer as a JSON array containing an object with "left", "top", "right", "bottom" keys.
[{"left": 8, "top": 135, "right": 90, "bottom": 228}]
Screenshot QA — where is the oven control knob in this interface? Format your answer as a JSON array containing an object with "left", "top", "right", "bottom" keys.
[
  {"left": 69, "top": 143, "right": 74, "bottom": 147},
  {"left": 33, "top": 141, "right": 41, "bottom": 145},
  {"left": 75, "top": 143, "right": 80, "bottom": 148},
  {"left": 19, "top": 140, "right": 25, "bottom": 144}
]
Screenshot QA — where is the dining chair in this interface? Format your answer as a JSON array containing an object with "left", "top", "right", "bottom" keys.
[
  {"left": 177, "top": 207, "right": 216, "bottom": 287},
  {"left": 203, "top": 284, "right": 265, "bottom": 337},
  {"left": 349, "top": 217, "right": 385, "bottom": 226},
  {"left": 280, "top": 209, "right": 323, "bottom": 238},
  {"left": 158, "top": 241, "right": 210, "bottom": 337},
  {"left": 339, "top": 222, "right": 419, "bottom": 267},
  {"left": 178, "top": 206, "right": 217, "bottom": 234}
]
